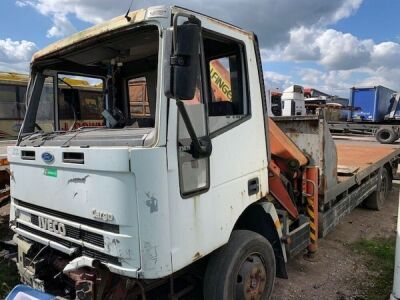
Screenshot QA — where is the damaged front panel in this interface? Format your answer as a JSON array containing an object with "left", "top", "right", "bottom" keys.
[{"left": 8, "top": 146, "right": 141, "bottom": 277}]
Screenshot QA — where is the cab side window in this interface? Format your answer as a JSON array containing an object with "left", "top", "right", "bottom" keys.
[{"left": 204, "top": 34, "right": 249, "bottom": 134}]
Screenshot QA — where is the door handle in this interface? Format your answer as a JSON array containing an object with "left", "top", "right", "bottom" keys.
[{"left": 248, "top": 178, "right": 259, "bottom": 196}]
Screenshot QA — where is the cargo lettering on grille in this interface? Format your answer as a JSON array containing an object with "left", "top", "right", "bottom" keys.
[{"left": 38, "top": 216, "right": 67, "bottom": 236}]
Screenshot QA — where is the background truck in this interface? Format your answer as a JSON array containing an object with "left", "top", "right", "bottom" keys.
[
  {"left": 280, "top": 85, "right": 306, "bottom": 116},
  {"left": 329, "top": 86, "right": 400, "bottom": 144},
  {"left": 5, "top": 6, "right": 400, "bottom": 300}
]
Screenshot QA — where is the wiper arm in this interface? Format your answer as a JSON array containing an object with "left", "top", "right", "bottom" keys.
[
  {"left": 20, "top": 130, "right": 44, "bottom": 142},
  {"left": 40, "top": 127, "right": 104, "bottom": 145},
  {"left": 61, "top": 127, "right": 105, "bottom": 147},
  {"left": 20, "top": 131, "right": 64, "bottom": 144}
]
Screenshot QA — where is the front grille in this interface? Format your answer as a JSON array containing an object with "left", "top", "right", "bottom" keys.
[
  {"left": 16, "top": 200, "right": 119, "bottom": 233},
  {"left": 82, "top": 248, "right": 121, "bottom": 266},
  {"left": 31, "top": 215, "right": 104, "bottom": 248},
  {"left": 18, "top": 223, "right": 72, "bottom": 248},
  {"left": 17, "top": 223, "right": 121, "bottom": 266}
]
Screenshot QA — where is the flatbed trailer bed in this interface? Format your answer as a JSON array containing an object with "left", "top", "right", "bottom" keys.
[
  {"left": 336, "top": 143, "right": 396, "bottom": 175},
  {"left": 321, "top": 141, "right": 400, "bottom": 236},
  {"left": 273, "top": 113, "right": 400, "bottom": 240}
]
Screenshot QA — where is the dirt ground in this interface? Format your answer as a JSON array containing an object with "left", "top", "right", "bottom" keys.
[
  {"left": 0, "top": 203, "right": 11, "bottom": 237},
  {"left": 272, "top": 179, "right": 399, "bottom": 300}
]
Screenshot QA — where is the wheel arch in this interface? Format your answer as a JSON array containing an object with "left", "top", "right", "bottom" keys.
[{"left": 232, "top": 200, "right": 288, "bottom": 279}]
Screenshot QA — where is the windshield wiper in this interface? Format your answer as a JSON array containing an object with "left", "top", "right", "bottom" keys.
[
  {"left": 20, "top": 130, "right": 44, "bottom": 142},
  {"left": 40, "top": 127, "right": 105, "bottom": 146},
  {"left": 20, "top": 131, "right": 65, "bottom": 144}
]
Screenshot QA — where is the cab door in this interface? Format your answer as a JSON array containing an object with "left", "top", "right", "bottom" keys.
[{"left": 166, "top": 24, "right": 268, "bottom": 272}]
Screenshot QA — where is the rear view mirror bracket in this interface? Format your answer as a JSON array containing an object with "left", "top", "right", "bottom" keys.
[{"left": 176, "top": 100, "right": 212, "bottom": 159}]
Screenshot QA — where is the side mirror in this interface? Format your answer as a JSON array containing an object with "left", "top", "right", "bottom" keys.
[{"left": 170, "top": 17, "right": 201, "bottom": 100}]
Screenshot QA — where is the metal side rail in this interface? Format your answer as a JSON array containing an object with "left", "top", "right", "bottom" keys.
[{"left": 319, "top": 172, "right": 379, "bottom": 237}]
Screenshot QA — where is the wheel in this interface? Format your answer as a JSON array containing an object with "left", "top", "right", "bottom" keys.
[
  {"left": 203, "top": 230, "right": 276, "bottom": 300},
  {"left": 375, "top": 127, "right": 397, "bottom": 144},
  {"left": 396, "top": 131, "right": 400, "bottom": 142},
  {"left": 364, "top": 167, "right": 389, "bottom": 210}
]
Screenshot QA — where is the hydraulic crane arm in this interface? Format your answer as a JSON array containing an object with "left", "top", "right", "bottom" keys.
[{"left": 267, "top": 118, "right": 309, "bottom": 219}]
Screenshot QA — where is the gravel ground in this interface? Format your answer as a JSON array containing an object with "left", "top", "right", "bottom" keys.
[{"left": 272, "top": 181, "right": 399, "bottom": 300}]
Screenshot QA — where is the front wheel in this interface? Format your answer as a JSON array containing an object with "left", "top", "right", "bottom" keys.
[{"left": 203, "top": 230, "right": 276, "bottom": 300}]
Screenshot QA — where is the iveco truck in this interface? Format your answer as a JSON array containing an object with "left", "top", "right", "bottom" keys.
[{"left": 7, "top": 6, "right": 400, "bottom": 299}]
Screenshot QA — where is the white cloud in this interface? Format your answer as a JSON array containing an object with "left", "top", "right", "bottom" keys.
[
  {"left": 263, "top": 24, "right": 400, "bottom": 93},
  {"left": 265, "top": 22, "right": 400, "bottom": 71},
  {"left": 370, "top": 42, "right": 400, "bottom": 69},
  {"left": 298, "top": 68, "right": 324, "bottom": 86},
  {"left": 46, "top": 13, "right": 76, "bottom": 38},
  {"left": 0, "top": 39, "right": 36, "bottom": 62},
  {"left": 15, "top": 0, "right": 363, "bottom": 47},
  {"left": 358, "top": 67, "right": 400, "bottom": 90},
  {"left": 15, "top": 0, "right": 28, "bottom": 7},
  {"left": 268, "top": 27, "right": 374, "bottom": 70},
  {"left": 298, "top": 68, "right": 354, "bottom": 96},
  {"left": 0, "top": 38, "right": 37, "bottom": 71},
  {"left": 315, "top": 29, "right": 373, "bottom": 70},
  {"left": 0, "top": 38, "right": 37, "bottom": 72},
  {"left": 280, "top": 27, "right": 321, "bottom": 61},
  {"left": 264, "top": 71, "right": 292, "bottom": 91},
  {"left": 322, "top": 0, "right": 362, "bottom": 23}
]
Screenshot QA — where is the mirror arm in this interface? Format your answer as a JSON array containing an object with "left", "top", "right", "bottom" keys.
[
  {"left": 172, "top": 12, "right": 201, "bottom": 49},
  {"left": 176, "top": 100, "right": 212, "bottom": 159}
]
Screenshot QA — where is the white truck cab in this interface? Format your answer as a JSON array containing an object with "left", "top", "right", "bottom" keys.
[
  {"left": 8, "top": 5, "right": 400, "bottom": 300},
  {"left": 8, "top": 6, "right": 283, "bottom": 299},
  {"left": 281, "top": 85, "right": 306, "bottom": 116}
]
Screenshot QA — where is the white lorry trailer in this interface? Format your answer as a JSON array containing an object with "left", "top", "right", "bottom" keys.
[{"left": 6, "top": 6, "right": 400, "bottom": 299}]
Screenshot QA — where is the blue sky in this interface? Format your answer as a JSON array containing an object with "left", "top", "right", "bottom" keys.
[
  {"left": 333, "top": 0, "right": 400, "bottom": 42},
  {"left": 1, "top": 0, "right": 400, "bottom": 97}
]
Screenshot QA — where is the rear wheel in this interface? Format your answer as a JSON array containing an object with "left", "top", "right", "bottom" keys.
[
  {"left": 203, "top": 230, "right": 276, "bottom": 300},
  {"left": 375, "top": 127, "right": 397, "bottom": 144},
  {"left": 364, "top": 167, "right": 389, "bottom": 210}
]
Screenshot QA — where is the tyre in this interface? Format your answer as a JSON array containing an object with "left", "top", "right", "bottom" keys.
[
  {"left": 364, "top": 167, "right": 389, "bottom": 210},
  {"left": 396, "top": 131, "right": 400, "bottom": 142},
  {"left": 203, "top": 230, "right": 276, "bottom": 300},
  {"left": 375, "top": 127, "right": 397, "bottom": 144}
]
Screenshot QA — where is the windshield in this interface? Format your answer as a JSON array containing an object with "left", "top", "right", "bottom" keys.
[{"left": 20, "top": 25, "right": 160, "bottom": 147}]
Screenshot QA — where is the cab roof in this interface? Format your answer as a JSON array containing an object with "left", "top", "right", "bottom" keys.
[
  {"left": 32, "top": 6, "right": 252, "bottom": 63},
  {"left": 32, "top": 7, "right": 151, "bottom": 62}
]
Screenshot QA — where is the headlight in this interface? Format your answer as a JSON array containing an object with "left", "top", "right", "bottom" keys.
[{"left": 18, "top": 210, "right": 32, "bottom": 223}]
